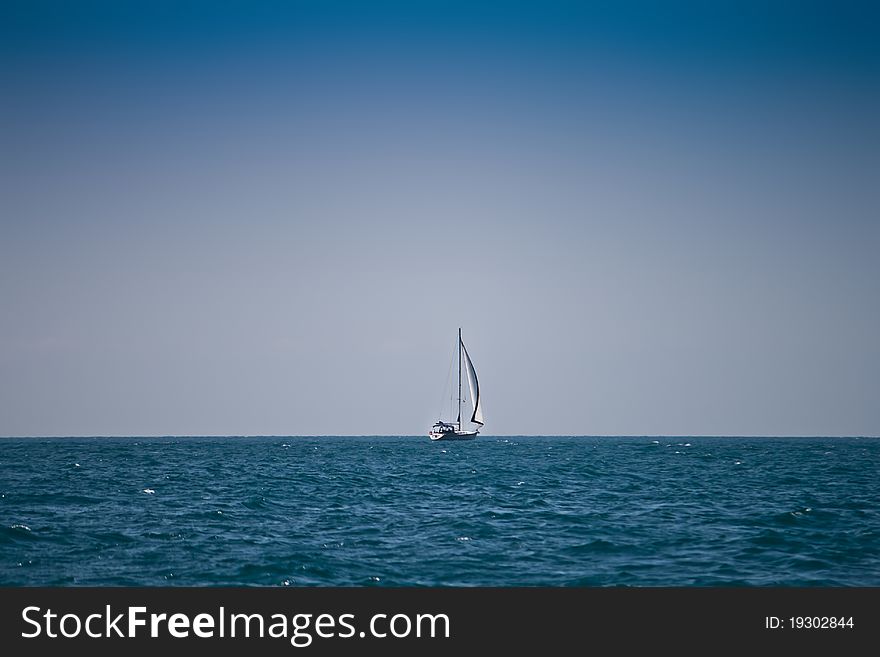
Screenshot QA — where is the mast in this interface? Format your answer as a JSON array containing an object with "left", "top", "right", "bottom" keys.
[{"left": 457, "top": 328, "right": 462, "bottom": 429}]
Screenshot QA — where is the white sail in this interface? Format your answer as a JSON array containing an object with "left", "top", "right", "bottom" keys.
[{"left": 461, "top": 339, "right": 484, "bottom": 425}]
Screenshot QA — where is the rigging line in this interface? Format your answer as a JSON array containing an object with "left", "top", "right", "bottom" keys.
[{"left": 437, "top": 340, "right": 456, "bottom": 420}]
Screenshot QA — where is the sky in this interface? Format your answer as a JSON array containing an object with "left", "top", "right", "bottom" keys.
[{"left": 1, "top": 1, "right": 878, "bottom": 436}]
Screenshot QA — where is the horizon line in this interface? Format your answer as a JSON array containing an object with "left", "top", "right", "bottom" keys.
[{"left": 1, "top": 434, "right": 878, "bottom": 439}]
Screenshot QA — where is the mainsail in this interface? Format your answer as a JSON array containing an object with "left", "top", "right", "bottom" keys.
[{"left": 461, "top": 339, "right": 484, "bottom": 425}]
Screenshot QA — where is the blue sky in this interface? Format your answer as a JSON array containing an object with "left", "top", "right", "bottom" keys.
[{"left": 1, "top": 1, "right": 878, "bottom": 435}]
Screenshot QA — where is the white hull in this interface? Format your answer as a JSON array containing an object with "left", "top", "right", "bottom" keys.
[{"left": 429, "top": 430, "right": 479, "bottom": 441}]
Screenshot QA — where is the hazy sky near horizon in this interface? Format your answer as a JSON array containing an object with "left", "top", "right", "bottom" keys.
[{"left": 2, "top": 1, "right": 878, "bottom": 436}]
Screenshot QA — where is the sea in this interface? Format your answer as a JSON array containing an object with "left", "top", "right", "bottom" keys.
[{"left": 1, "top": 436, "right": 878, "bottom": 586}]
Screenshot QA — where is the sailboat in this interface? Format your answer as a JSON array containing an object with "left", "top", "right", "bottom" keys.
[{"left": 429, "top": 329, "right": 484, "bottom": 440}]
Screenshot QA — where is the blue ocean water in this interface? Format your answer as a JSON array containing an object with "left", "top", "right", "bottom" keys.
[{"left": 1, "top": 436, "right": 878, "bottom": 586}]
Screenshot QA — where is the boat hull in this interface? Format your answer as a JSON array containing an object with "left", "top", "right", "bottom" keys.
[{"left": 429, "top": 430, "right": 479, "bottom": 441}]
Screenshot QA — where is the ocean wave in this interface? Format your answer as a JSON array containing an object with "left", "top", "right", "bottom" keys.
[{"left": 0, "top": 436, "right": 877, "bottom": 586}]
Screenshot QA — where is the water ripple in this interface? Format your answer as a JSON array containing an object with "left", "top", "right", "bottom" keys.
[{"left": 0, "top": 436, "right": 878, "bottom": 586}]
